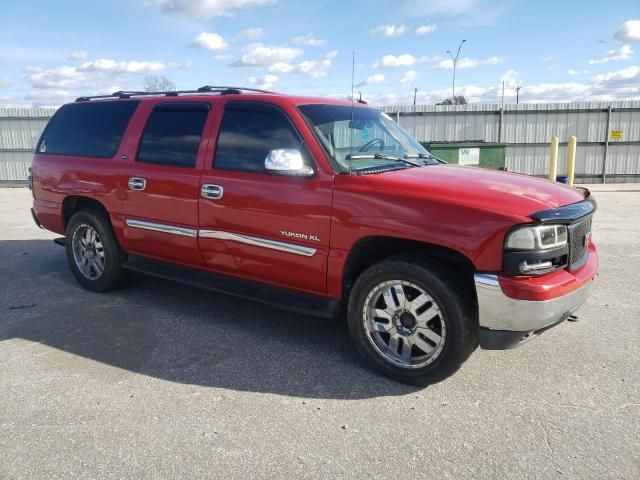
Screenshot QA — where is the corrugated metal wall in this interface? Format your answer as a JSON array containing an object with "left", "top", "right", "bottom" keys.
[
  {"left": 1, "top": 102, "right": 639, "bottom": 182},
  {"left": 0, "top": 107, "right": 56, "bottom": 182},
  {"left": 381, "top": 101, "right": 640, "bottom": 182}
]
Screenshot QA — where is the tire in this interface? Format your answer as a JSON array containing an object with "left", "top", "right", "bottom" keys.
[
  {"left": 347, "top": 255, "right": 478, "bottom": 385},
  {"left": 65, "top": 209, "right": 127, "bottom": 292}
]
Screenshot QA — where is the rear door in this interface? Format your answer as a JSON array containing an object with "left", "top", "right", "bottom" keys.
[
  {"left": 197, "top": 100, "right": 334, "bottom": 294},
  {"left": 121, "top": 101, "right": 213, "bottom": 266}
]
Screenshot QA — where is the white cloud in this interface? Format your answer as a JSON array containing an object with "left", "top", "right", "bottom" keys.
[
  {"left": 292, "top": 33, "right": 326, "bottom": 47},
  {"left": 399, "top": 70, "right": 417, "bottom": 84},
  {"left": 78, "top": 59, "right": 190, "bottom": 74},
  {"left": 614, "top": 20, "right": 640, "bottom": 43},
  {"left": 371, "top": 25, "right": 406, "bottom": 37},
  {"left": 23, "top": 58, "right": 189, "bottom": 90},
  {"left": 144, "top": 0, "right": 275, "bottom": 18},
  {"left": 191, "top": 32, "right": 228, "bottom": 51},
  {"left": 248, "top": 73, "right": 278, "bottom": 89},
  {"left": 0, "top": 76, "right": 10, "bottom": 88},
  {"left": 500, "top": 69, "right": 519, "bottom": 88},
  {"left": 373, "top": 54, "right": 425, "bottom": 68},
  {"left": 231, "top": 43, "right": 303, "bottom": 67},
  {"left": 593, "top": 65, "right": 640, "bottom": 84},
  {"left": 435, "top": 56, "right": 503, "bottom": 69},
  {"left": 400, "top": 0, "right": 478, "bottom": 16},
  {"left": 363, "top": 64, "right": 640, "bottom": 105},
  {"left": 567, "top": 68, "right": 578, "bottom": 75},
  {"left": 415, "top": 25, "right": 437, "bottom": 35},
  {"left": 215, "top": 53, "right": 233, "bottom": 61},
  {"left": 237, "top": 27, "right": 264, "bottom": 40},
  {"left": 357, "top": 73, "right": 385, "bottom": 87},
  {"left": 588, "top": 44, "right": 634, "bottom": 64},
  {"left": 268, "top": 50, "right": 338, "bottom": 78},
  {"left": 67, "top": 51, "right": 89, "bottom": 61}
]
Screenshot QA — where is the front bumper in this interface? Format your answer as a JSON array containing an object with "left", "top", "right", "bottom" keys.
[{"left": 475, "top": 270, "right": 595, "bottom": 350}]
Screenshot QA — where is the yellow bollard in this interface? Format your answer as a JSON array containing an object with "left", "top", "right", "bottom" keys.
[
  {"left": 566, "top": 135, "right": 577, "bottom": 187},
  {"left": 548, "top": 136, "right": 558, "bottom": 181}
]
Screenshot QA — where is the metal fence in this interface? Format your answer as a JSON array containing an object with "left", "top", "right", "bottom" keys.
[
  {"left": 0, "top": 107, "right": 56, "bottom": 184},
  {"left": 1, "top": 102, "right": 639, "bottom": 183},
  {"left": 381, "top": 101, "right": 640, "bottom": 183}
]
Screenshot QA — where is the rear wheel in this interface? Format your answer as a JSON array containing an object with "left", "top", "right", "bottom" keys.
[
  {"left": 65, "top": 209, "right": 127, "bottom": 292},
  {"left": 347, "top": 256, "right": 477, "bottom": 385}
]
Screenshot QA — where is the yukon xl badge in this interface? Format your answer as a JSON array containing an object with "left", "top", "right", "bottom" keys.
[{"left": 281, "top": 230, "right": 320, "bottom": 242}]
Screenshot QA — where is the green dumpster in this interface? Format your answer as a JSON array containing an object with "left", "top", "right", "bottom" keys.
[{"left": 421, "top": 142, "right": 506, "bottom": 170}]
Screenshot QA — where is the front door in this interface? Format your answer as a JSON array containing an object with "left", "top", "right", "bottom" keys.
[
  {"left": 121, "top": 101, "right": 212, "bottom": 266},
  {"left": 198, "top": 101, "right": 333, "bottom": 295}
]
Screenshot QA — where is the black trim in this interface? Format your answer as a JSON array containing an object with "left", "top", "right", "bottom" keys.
[
  {"left": 479, "top": 315, "right": 570, "bottom": 350},
  {"left": 502, "top": 245, "right": 568, "bottom": 276},
  {"left": 53, "top": 237, "right": 66, "bottom": 246},
  {"left": 122, "top": 254, "right": 338, "bottom": 319},
  {"left": 30, "top": 208, "right": 43, "bottom": 229},
  {"left": 531, "top": 196, "right": 597, "bottom": 225}
]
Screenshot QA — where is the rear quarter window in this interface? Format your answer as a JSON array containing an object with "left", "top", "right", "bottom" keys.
[{"left": 37, "top": 101, "right": 139, "bottom": 158}]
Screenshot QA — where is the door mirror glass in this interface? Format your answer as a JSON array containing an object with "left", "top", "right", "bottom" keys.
[{"left": 264, "top": 149, "right": 314, "bottom": 176}]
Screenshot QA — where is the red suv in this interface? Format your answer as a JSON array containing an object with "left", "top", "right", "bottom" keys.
[{"left": 30, "top": 86, "right": 598, "bottom": 384}]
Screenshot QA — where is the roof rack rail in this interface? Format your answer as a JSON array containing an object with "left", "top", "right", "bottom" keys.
[{"left": 75, "top": 86, "right": 275, "bottom": 102}]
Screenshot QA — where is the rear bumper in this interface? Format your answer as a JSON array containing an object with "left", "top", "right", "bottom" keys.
[{"left": 475, "top": 250, "right": 598, "bottom": 349}]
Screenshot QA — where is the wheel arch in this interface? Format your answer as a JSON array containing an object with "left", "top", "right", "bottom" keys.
[
  {"left": 62, "top": 196, "right": 110, "bottom": 229},
  {"left": 342, "top": 236, "right": 477, "bottom": 302}
]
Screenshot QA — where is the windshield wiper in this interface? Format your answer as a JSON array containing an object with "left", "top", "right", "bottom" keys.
[
  {"left": 346, "top": 153, "right": 422, "bottom": 170},
  {"left": 405, "top": 153, "right": 445, "bottom": 165}
]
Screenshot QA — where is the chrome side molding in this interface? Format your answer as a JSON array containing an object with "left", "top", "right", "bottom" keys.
[
  {"left": 125, "top": 218, "right": 316, "bottom": 257},
  {"left": 125, "top": 218, "right": 197, "bottom": 238},
  {"left": 199, "top": 229, "right": 317, "bottom": 257}
]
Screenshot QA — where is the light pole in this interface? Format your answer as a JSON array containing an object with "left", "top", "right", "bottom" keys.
[{"left": 446, "top": 39, "right": 466, "bottom": 103}]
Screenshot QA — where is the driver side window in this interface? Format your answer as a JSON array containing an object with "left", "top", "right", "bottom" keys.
[{"left": 214, "top": 106, "right": 302, "bottom": 173}]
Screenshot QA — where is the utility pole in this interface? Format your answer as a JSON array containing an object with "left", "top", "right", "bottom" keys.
[
  {"left": 446, "top": 39, "right": 466, "bottom": 103},
  {"left": 413, "top": 88, "right": 417, "bottom": 107},
  {"left": 501, "top": 81, "right": 505, "bottom": 109},
  {"left": 516, "top": 86, "right": 521, "bottom": 105}
]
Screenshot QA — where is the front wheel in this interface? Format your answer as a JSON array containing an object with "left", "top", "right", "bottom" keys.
[{"left": 347, "top": 256, "right": 477, "bottom": 385}]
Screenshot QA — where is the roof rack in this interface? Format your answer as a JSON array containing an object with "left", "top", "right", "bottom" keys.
[{"left": 75, "top": 85, "right": 275, "bottom": 102}]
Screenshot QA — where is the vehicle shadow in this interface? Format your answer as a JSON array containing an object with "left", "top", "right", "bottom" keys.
[{"left": 0, "top": 239, "right": 418, "bottom": 399}]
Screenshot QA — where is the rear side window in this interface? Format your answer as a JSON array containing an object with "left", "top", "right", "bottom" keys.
[
  {"left": 215, "top": 106, "right": 302, "bottom": 172},
  {"left": 137, "top": 103, "right": 209, "bottom": 168},
  {"left": 38, "top": 101, "right": 138, "bottom": 158}
]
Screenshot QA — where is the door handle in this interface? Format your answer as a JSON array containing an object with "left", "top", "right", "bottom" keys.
[
  {"left": 201, "top": 184, "right": 224, "bottom": 200},
  {"left": 128, "top": 177, "right": 147, "bottom": 191}
]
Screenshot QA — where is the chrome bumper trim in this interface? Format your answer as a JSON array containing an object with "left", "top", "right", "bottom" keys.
[
  {"left": 474, "top": 273, "right": 592, "bottom": 332},
  {"left": 198, "top": 230, "right": 317, "bottom": 257},
  {"left": 125, "top": 218, "right": 198, "bottom": 238}
]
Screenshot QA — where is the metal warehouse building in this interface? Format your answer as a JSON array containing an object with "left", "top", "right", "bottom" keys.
[{"left": 1, "top": 101, "right": 639, "bottom": 183}]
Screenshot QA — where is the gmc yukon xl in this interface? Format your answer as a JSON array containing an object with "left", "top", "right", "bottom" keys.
[{"left": 30, "top": 86, "right": 598, "bottom": 384}]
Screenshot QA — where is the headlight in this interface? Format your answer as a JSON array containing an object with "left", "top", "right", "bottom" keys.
[
  {"left": 505, "top": 224, "right": 568, "bottom": 251},
  {"left": 503, "top": 224, "right": 569, "bottom": 276}
]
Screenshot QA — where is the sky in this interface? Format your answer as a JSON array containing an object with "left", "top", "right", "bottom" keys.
[{"left": 0, "top": 0, "right": 639, "bottom": 106}]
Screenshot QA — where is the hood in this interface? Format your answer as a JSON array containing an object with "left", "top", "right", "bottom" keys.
[{"left": 360, "top": 165, "right": 586, "bottom": 219}]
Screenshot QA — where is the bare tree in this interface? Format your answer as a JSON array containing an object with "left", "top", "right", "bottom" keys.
[
  {"left": 143, "top": 75, "right": 176, "bottom": 92},
  {"left": 437, "top": 96, "right": 467, "bottom": 105}
]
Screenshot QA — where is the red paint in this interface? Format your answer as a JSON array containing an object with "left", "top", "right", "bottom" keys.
[{"left": 31, "top": 92, "right": 598, "bottom": 304}]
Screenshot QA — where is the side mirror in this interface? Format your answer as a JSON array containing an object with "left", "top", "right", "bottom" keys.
[{"left": 264, "top": 149, "right": 314, "bottom": 177}]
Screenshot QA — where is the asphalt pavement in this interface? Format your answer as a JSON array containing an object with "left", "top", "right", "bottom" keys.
[{"left": 0, "top": 185, "right": 638, "bottom": 479}]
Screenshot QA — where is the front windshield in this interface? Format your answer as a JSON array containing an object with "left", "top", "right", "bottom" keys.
[{"left": 298, "top": 104, "right": 435, "bottom": 171}]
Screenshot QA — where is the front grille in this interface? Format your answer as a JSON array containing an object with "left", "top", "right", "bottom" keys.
[{"left": 568, "top": 216, "right": 592, "bottom": 270}]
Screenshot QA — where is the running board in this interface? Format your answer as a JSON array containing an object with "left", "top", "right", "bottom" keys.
[{"left": 122, "top": 255, "right": 338, "bottom": 319}]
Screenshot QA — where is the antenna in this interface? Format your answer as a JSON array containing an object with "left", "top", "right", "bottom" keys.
[{"left": 349, "top": 51, "right": 355, "bottom": 174}]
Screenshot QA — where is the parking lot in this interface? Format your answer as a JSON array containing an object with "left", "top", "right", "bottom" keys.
[{"left": 0, "top": 186, "right": 638, "bottom": 479}]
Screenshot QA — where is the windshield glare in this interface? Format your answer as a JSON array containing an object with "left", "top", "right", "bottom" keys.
[{"left": 298, "top": 104, "right": 431, "bottom": 171}]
